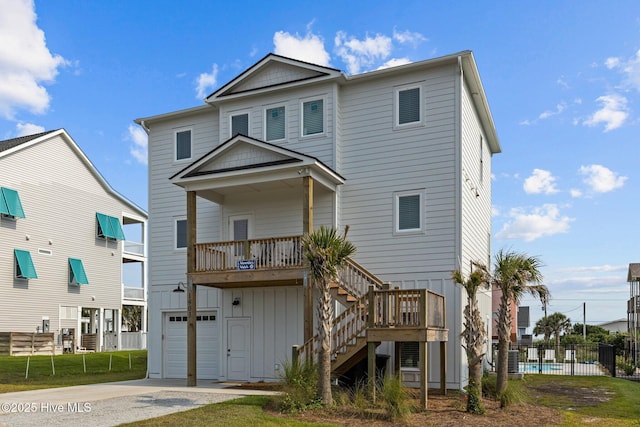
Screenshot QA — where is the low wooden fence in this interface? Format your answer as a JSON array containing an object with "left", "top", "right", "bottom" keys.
[{"left": 0, "top": 332, "right": 55, "bottom": 356}]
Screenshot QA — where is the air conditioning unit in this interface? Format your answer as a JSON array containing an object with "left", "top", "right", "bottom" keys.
[{"left": 508, "top": 350, "right": 520, "bottom": 373}]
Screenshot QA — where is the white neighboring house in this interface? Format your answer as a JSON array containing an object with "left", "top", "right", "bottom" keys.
[
  {"left": 137, "top": 50, "right": 500, "bottom": 390},
  {"left": 0, "top": 129, "right": 148, "bottom": 353},
  {"left": 599, "top": 319, "right": 627, "bottom": 334}
]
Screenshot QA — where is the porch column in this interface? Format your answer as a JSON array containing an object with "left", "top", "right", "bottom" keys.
[
  {"left": 303, "top": 177, "right": 314, "bottom": 343},
  {"left": 187, "top": 190, "right": 197, "bottom": 386}
]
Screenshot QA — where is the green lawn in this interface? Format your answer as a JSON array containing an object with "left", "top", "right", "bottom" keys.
[
  {"left": 119, "top": 395, "right": 334, "bottom": 427},
  {"left": 523, "top": 375, "right": 640, "bottom": 426},
  {"left": 0, "top": 350, "right": 147, "bottom": 393}
]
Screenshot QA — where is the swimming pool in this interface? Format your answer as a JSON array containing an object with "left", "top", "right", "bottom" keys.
[{"left": 519, "top": 362, "right": 565, "bottom": 373}]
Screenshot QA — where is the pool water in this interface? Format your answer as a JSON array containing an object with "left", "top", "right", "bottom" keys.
[{"left": 519, "top": 363, "right": 565, "bottom": 372}]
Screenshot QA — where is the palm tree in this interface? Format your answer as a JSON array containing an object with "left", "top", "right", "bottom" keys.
[
  {"left": 301, "top": 225, "right": 356, "bottom": 405},
  {"left": 535, "top": 312, "right": 571, "bottom": 356},
  {"left": 452, "top": 267, "right": 489, "bottom": 414},
  {"left": 479, "top": 249, "right": 549, "bottom": 401}
]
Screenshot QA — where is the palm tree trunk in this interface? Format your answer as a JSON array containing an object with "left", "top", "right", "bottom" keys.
[
  {"left": 496, "top": 291, "right": 511, "bottom": 397},
  {"left": 317, "top": 282, "right": 333, "bottom": 405}
]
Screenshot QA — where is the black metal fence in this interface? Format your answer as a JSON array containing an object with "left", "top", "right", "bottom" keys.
[{"left": 489, "top": 343, "right": 627, "bottom": 377}]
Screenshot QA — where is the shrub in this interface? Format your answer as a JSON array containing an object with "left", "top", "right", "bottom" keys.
[
  {"left": 377, "top": 375, "right": 411, "bottom": 422},
  {"left": 277, "top": 359, "right": 320, "bottom": 413},
  {"left": 482, "top": 373, "right": 526, "bottom": 408}
]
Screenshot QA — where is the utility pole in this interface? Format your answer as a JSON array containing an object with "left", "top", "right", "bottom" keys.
[{"left": 583, "top": 302, "right": 586, "bottom": 341}]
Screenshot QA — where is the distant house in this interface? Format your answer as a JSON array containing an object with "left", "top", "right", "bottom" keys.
[
  {"left": 0, "top": 129, "right": 147, "bottom": 353},
  {"left": 598, "top": 319, "right": 627, "bottom": 334},
  {"left": 137, "top": 51, "right": 501, "bottom": 390}
]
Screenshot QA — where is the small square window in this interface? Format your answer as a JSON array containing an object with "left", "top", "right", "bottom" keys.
[
  {"left": 176, "top": 130, "right": 192, "bottom": 161},
  {"left": 176, "top": 219, "right": 187, "bottom": 249},
  {"left": 231, "top": 113, "right": 249, "bottom": 137},
  {"left": 266, "top": 106, "right": 285, "bottom": 141},
  {"left": 394, "top": 190, "right": 425, "bottom": 234},
  {"left": 396, "top": 86, "right": 422, "bottom": 127}
]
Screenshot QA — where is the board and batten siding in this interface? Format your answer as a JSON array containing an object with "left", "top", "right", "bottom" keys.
[
  {"left": 222, "top": 286, "right": 303, "bottom": 381},
  {"left": 0, "top": 134, "right": 135, "bottom": 340},
  {"left": 339, "top": 63, "right": 459, "bottom": 276}
]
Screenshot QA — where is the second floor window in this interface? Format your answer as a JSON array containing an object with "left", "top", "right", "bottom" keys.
[
  {"left": 176, "top": 129, "right": 191, "bottom": 161},
  {"left": 176, "top": 219, "right": 187, "bottom": 249},
  {"left": 266, "top": 106, "right": 285, "bottom": 141}
]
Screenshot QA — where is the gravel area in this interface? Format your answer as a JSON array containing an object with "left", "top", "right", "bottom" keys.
[{"left": 0, "top": 383, "right": 256, "bottom": 427}]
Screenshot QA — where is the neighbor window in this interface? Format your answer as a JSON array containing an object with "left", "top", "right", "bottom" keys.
[
  {"left": 394, "top": 190, "right": 425, "bottom": 233},
  {"left": 302, "top": 99, "right": 324, "bottom": 136},
  {"left": 96, "top": 213, "right": 126, "bottom": 240},
  {"left": 231, "top": 113, "right": 249, "bottom": 137},
  {"left": 176, "top": 219, "right": 187, "bottom": 249},
  {"left": 0, "top": 186, "right": 25, "bottom": 218},
  {"left": 175, "top": 129, "right": 192, "bottom": 161},
  {"left": 396, "top": 86, "right": 422, "bottom": 126},
  {"left": 265, "top": 106, "right": 285, "bottom": 141},
  {"left": 14, "top": 249, "right": 37, "bottom": 279}
]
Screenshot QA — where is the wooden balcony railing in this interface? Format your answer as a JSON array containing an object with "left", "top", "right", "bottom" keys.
[
  {"left": 194, "top": 235, "right": 303, "bottom": 272},
  {"left": 295, "top": 287, "right": 446, "bottom": 363}
]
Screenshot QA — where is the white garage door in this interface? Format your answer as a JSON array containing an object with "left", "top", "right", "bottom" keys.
[{"left": 164, "top": 311, "right": 218, "bottom": 379}]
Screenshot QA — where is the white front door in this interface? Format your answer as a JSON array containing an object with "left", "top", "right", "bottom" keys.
[{"left": 226, "top": 318, "right": 250, "bottom": 381}]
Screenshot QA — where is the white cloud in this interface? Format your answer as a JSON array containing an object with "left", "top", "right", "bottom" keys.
[
  {"left": 570, "top": 188, "right": 582, "bottom": 198},
  {"left": 583, "top": 94, "right": 629, "bottom": 131},
  {"left": 0, "top": 0, "right": 68, "bottom": 119},
  {"left": 195, "top": 64, "right": 218, "bottom": 99},
  {"left": 523, "top": 169, "right": 559, "bottom": 194},
  {"left": 392, "top": 28, "right": 427, "bottom": 46},
  {"left": 495, "top": 204, "right": 573, "bottom": 242},
  {"left": 273, "top": 29, "right": 330, "bottom": 66},
  {"left": 555, "top": 264, "right": 626, "bottom": 274},
  {"left": 127, "top": 124, "right": 148, "bottom": 165},
  {"left": 334, "top": 31, "right": 393, "bottom": 74},
  {"left": 578, "top": 164, "right": 627, "bottom": 193},
  {"left": 15, "top": 122, "right": 44, "bottom": 136},
  {"left": 377, "top": 57, "right": 412, "bottom": 70},
  {"left": 605, "top": 49, "right": 640, "bottom": 92},
  {"left": 538, "top": 102, "right": 567, "bottom": 120}
]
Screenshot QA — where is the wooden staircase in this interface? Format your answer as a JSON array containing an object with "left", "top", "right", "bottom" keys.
[{"left": 295, "top": 259, "right": 448, "bottom": 381}]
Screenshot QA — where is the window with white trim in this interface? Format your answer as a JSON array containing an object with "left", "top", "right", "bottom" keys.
[
  {"left": 231, "top": 113, "right": 249, "bottom": 137},
  {"left": 265, "top": 106, "right": 285, "bottom": 141},
  {"left": 175, "top": 129, "right": 192, "bottom": 161},
  {"left": 302, "top": 99, "right": 324, "bottom": 136},
  {"left": 394, "top": 190, "right": 425, "bottom": 234},
  {"left": 395, "top": 85, "right": 422, "bottom": 127},
  {"left": 175, "top": 218, "right": 187, "bottom": 249}
]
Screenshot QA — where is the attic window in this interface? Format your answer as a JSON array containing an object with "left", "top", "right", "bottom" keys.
[
  {"left": 0, "top": 187, "right": 25, "bottom": 219},
  {"left": 266, "top": 106, "right": 285, "bottom": 141},
  {"left": 231, "top": 113, "right": 249, "bottom": 137},
  {"left": 302, "top": 99, "right": 324, "bottom": 136}
]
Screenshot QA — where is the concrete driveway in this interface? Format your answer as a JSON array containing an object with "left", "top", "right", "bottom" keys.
[{"left": 0, "top": 378, "right": 278, "bottom": 427}]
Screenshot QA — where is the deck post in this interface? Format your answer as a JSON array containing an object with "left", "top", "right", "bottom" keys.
[
  {"left": 440, "top": 341, "right": 447, "bottom": 394},
  {"left": 303, "top": 177, "right": 314, "bottom": 343},
  {"left": 419, "top": 340, "right": 428, "bottom": 409},
  {"left": 186, "top": 190, "right": 197, "bottom": 387},
  {"left": 419, "top": 289, "right": 428, "bottom": 408},
  {"left": 367, "top": 286, "right": 376, "bottom": 400}
]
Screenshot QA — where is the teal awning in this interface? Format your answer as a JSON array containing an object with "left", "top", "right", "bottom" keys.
[
  {"left": 1, "top": 187, "right": 25, "bottom": 218},
  {"left": 96, "top": 212, "right": 126, "bottom": 240},
  {"left": 14, "top": 249, "right": 37, "bottom": 279},
  {"left": 69, "top": 258, "right": 89, "bottom": 285}
]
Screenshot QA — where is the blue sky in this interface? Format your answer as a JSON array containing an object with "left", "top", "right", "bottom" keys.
[{"left": 1, "top": 0, "right": 639, "bottom": 328}]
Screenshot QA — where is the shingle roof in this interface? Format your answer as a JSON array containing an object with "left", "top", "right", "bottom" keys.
[{"left": 0, "top": 130, "right": 58, "bottom": 153}]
